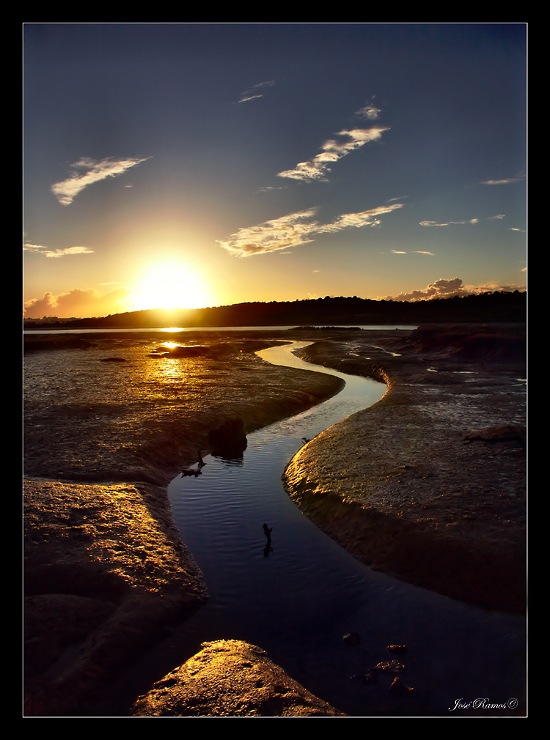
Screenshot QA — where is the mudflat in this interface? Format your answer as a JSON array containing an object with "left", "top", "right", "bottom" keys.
[
  {"left": 284, "top": 324, "right": 526, "bottom": 614},
  {"left": 23, "top": 330, "right": 344, "bottom": 716},
  {"left": 23, "top": 324, "right": 526, "bottom": 716}
]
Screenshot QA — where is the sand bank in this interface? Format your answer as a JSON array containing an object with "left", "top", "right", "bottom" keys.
[
  {"left": 23, "top": 332, "right": 344, "bottom": 715},
  {"left": 283, "top": 325, "right": 526, "bottom": 614}
]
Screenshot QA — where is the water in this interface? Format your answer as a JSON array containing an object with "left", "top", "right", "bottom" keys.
[
  {"left": 24, "top": 324, "right": 418, "bottom": 335},
  {"left": 115, "top": 342, "right": 526, "bottom": 716}
]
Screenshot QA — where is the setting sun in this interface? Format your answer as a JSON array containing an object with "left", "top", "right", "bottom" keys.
[{"left": 131, "top": 261, "right": 213, "bottom": 311}]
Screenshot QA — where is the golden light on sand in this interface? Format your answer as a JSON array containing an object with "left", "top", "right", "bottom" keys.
[{"left": 132, "top": 260, "right": 212, "bottom": 311}]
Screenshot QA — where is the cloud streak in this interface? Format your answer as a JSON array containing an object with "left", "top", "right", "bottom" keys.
[
  {"left": 391, "top": 249, "right": 434, "bottom": 255},
  {"left": 51, "top": 156, "right": 150, "bottom": 205},
  {"left": 237, "top": 80, "right": 275, "bottom": 104},
  {"left": 24, "top": 243, "right": 94, "bottom": 258},
  {"left": 480, "top": 175, "right": 525, "bottom": 185},
  {"left": 419, "top": 218, "right": 479, "bottom": 227},
  {"left": 277, "top": 127, "right": 388, "bottom": 183},
  {"left": 218, "top": 202, "right": 404, "bottom": 257}
]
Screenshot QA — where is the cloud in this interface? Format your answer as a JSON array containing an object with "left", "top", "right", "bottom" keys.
[
  {"left": 480, "top": 175, "right": 525, "bottom": 185},
  {"left": 237, "top": 80, "right": 275, "bottom": 104},
  {"left": 24, "top": 287, "right": 132, "bottom": 318},
  {"left": 218, "top": 202, "right": 404, "bottom": 257},
  {"left": 390, "top": 249, "right": 434, "bottom": 255},
  {"left": 355, "top": 97, "right": 382, "bottom": 120},
  {"left": 24, "top": 243, "right": 93, "bottom": 258},
  {"left": 51, "top": 155, "right": 150, "bottom": 205},
  {"left": 419, "top": 218, "right": 479, "bottom": 227},
  {"left": 277, "top": 126, "right": 388, "bottom": 183},
  {"left": 383, "top": 277, "right": 470, "bottom": 302},
  {"left": 382, "top": 277, "right": 525, "bottom": 302}
]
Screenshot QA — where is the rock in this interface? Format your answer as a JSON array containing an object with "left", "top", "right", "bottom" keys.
[
  {"left": 208, "top": 418, "right": 247, "bottom": 458},
  {"left": 376, "top": 659, "right": 405, "bottom": 674},
  {"left": 386, "top": 644, "right": 407, "bottom": 654},
  {"left": 342, "top": 632, "right": 361, "bottom": 646},
  {"left": 463, "top": 425, "right": 525, "bottom": 448},
  {"left": 130, "top": 640, "right": 345, "bottom": 717},
  {"left": 389, "top": 677, "right": 414, "bottom": 695}
]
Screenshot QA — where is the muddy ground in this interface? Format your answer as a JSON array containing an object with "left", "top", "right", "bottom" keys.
[
  {"left": 23, "top": 330, "right": 344, "bottom": 716},
  {"left": 285, "top": 324, "right": 526, "bottom": 614},
  {"left": 23, "top": 324, "right": 526, "bottom": 716}
]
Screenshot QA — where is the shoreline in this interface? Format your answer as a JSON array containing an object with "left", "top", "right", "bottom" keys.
[
  {"left": 23, "top": 324, "right": 526, "bottom": 715},
  {"left": 23, "top": 333, "right": 346, "bottom": 715},
  {"left": 283, "top": 325, "right": 526, "bottom": 614}
]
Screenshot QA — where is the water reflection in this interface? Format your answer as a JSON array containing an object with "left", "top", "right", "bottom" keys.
[{"left": 165, "top": 342, "right": 526, "bottom": 717}]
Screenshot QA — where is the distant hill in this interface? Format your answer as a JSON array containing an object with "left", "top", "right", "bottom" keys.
[{"left": 23, "top": 291, "right": 526, "bottom": 330}]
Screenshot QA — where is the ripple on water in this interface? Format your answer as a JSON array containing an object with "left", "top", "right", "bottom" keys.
[{"left": 167, "top": 342, "right": 525, "bottom": 717}]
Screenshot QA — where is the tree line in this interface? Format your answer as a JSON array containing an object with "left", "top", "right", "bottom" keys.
[{"left": 24, "top": 290, "right": 526, "bottom": 330}]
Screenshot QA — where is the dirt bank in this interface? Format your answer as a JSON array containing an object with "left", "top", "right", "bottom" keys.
[
  {"left": 23, "top": 331, "right": 344, "bottom": 716},
  {"left": 283, "top": 324, "right": 526, "bottom": 614}
]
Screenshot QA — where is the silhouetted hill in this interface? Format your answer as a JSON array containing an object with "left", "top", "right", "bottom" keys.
[{"left": 24, "top": 291, "right": 526, "bottom": 330}]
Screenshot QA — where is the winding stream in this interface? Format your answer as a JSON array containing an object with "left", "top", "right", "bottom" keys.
[{"left": 118, "top": 342, "right": 526, "bottom": 716}]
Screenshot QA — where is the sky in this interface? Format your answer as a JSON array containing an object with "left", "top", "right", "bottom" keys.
[{"left": 23, "top": 22, "right": 527, "bottom": 319}]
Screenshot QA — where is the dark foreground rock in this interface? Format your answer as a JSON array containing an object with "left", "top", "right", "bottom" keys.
[
  {"left": 24, "top": 479, "right": 208, "bottom": 716},
  {"left": 208, "top": 417, "right": 248, "bottom": 459},
  {"left": 130, "top": 640, "right": 345, "bottom": 717}
]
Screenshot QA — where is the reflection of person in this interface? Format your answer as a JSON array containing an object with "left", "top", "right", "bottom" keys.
[{"left": 263, "top": 523, "right": 272, "bottom": 540}]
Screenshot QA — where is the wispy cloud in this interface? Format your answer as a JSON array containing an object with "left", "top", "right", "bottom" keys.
[
  {"left": 237, "top": 80, "right": 275, "bottom": 104},
  {"left": 419, "top": 218, "right": 479, "bottom": 227},
  {"left": 277, "top": 126, "right": 388, "bottom": 183},
  {"left": 419, "top": 213, "right": 518, "bottom": 228},
  {"left": 480, "top": 174, "right": 525, "bottom": 185},
  {"left": 218, "top": 202, "right": 404, "bottom": 257},
  {"left": 390, "top": 249, "right": 434, "bottom": 255},
  {"left": 24, "top": 243, "right": 93, "bottom": 258},
  {"left": 354, "top": 97, "right": 382, "bottom": 121},
  {"left": 51, "top": 156, "right": 150, "bottom": 205}
]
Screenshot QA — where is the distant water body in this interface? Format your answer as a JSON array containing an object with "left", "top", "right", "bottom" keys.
[
  {"left": 24, "top": 324, "right": 418, "bottom": 335},
  {"left": 110, "top": 341, "right": 526, "bottom": 717}
]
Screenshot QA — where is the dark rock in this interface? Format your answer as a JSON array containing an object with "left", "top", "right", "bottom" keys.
[
  {"left": 386, "top": 644, "right": 407, "bottom": 654},
  {"left": 376, "top": 659, "right": 405, "bottom": 674},
  {"left": 463, "top": 425, "right": 526, "bottom": 448},
  {"left": 342, "top": 632, "right": 361, "bottom": 646},
  {"left": 389, "top": 677, "right": 414, "bottom": 695},
  {"left": 208, "top": 418, "right": 247, "bottom": 459}
]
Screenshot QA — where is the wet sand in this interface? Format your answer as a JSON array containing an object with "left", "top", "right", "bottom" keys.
[
  {"left": 23, "top": 330, "right": 344, "bottom": 715},
  {"left": 23, "top": 325, "right": 526, "bottom": 716},
  {"left": 284, "top": 325, "right": 526, "bottom": 614}
]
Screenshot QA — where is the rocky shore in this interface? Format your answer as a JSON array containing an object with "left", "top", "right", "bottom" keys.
[{"left": 23, "top": 324, "right": 526, "bottom": 716}]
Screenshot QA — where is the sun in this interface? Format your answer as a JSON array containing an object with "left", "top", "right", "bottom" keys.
[{"left": 132, "top": 260, "right": 212, "bottom": 311}]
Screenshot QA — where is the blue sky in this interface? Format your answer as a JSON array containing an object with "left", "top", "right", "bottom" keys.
[{"left": 23, "top": 23, "right": 527, "bottom": 318}]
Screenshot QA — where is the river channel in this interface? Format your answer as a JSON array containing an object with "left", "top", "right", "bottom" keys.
[{"left": 113, "top": 342, "right": 526, "bottom": 717}]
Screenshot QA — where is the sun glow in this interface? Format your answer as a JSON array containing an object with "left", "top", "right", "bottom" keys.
[{"left": 131, "top": 261, "right": 212, "bottom": 311}]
